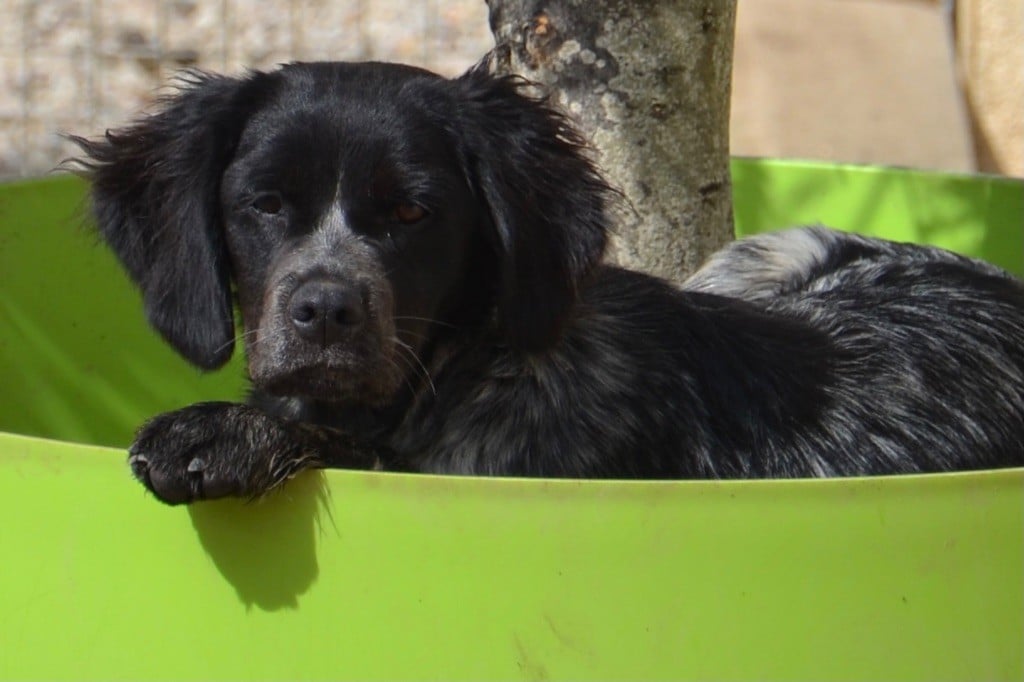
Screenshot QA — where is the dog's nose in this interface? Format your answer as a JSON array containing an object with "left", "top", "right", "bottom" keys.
[{"left": 288, "top": 280, "right": 366, "bottom": 345}]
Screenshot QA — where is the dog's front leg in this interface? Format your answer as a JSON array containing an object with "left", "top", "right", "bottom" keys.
[{"left": 127, "top": 402, "right": 382, "bottom": 505}]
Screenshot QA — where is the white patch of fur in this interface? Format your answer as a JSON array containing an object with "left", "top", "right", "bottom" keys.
[
  {"left": 684, "top": 227, "right": 839, "bottom": 303},
  {"left": 315, "top": 203, "right": 348, "bottom": 249}
]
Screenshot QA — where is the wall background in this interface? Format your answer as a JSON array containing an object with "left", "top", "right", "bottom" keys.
[{"left": 1, "top": 0, "right": 1020, "bottom": 180}]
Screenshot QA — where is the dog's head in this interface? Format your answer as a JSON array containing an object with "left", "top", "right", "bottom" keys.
[{"left": 72, "top": 61, "right": 611, "bottom": 404}]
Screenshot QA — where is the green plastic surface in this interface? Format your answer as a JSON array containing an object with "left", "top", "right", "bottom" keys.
[
  {"left": 1, "top": 162, "right": 1022, "bottom": 680},
  {"left": 732, "top": 158, "right": 1024, "bottom": 274}
]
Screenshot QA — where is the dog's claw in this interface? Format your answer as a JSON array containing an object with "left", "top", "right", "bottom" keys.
[
  {"left": 146, "top": 468, "right": 193, "bottom": 505},
  {"left": 128, "top": 454, "right": 150, "bottom": 481},
  {"left": 187, "top": 457, "right": 207, "bottom": 473}
]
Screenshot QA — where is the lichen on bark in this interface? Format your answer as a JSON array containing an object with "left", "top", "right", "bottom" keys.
[{"left": 486, "top": 0, "right": 737, "bottom": 283}]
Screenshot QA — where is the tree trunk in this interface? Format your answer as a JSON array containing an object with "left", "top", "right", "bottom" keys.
[{"left": 485, "top": 0, "right": 737, "bottom": 283}]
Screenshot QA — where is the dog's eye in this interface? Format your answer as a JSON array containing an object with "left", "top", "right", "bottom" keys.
[
  {"left": 251, "top": 193, "right": 284, "bottom": 216},
  {"left": 392, "top": 203, "right": 427, "bottom": 224}
]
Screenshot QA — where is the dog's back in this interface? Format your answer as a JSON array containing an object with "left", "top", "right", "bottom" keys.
[
  {"left": 685, "top": 225, "right": 1015, "bottom": 303},
  {"left": 681, "top": 226, "right": 1024, "bottom": 475}
]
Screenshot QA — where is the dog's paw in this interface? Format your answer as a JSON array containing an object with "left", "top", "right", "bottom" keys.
[{"left": 128, "top": 402, "right": 319, "bottom": 505}]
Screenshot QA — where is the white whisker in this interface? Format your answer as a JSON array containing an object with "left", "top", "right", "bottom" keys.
[
  {"left": 393, "top": 316, "right": 458, "bottom": 330},
  {"left": 393, "top": 338, "right": 437, "bottom": 396}
]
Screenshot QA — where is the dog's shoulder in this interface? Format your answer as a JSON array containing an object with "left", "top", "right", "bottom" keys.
[{"left": 396, "top": 264, "right": 838, "bottom": 478}]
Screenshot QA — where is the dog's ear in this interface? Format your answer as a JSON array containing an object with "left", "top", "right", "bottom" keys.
[
  {"left": 68, "top": 71, "right": 268, "bottom": 370},
  {"left": 449, "top": 64, "right": 613, "bottom": 352}
]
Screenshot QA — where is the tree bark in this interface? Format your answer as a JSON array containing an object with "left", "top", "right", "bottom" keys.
[{"left": 485, "top": 0, "right": 737, "bottom": 283}]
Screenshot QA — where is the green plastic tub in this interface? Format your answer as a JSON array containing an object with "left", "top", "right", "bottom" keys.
[{"left": 1, "top": 160, "right": 1022, "bottom": 681}]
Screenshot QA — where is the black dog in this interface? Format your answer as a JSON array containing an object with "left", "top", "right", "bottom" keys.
[{"left": 71, "top": 61, "right": 1024, "bottom": 504}]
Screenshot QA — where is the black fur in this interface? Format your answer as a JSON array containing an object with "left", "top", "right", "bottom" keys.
[{"left": 70, "top": 61, "right": 1024, "bottom": 504}]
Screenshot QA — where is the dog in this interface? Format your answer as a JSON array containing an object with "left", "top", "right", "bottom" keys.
[{"left": 70, "top": 60, "right": 1024, "bottom": 505}]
